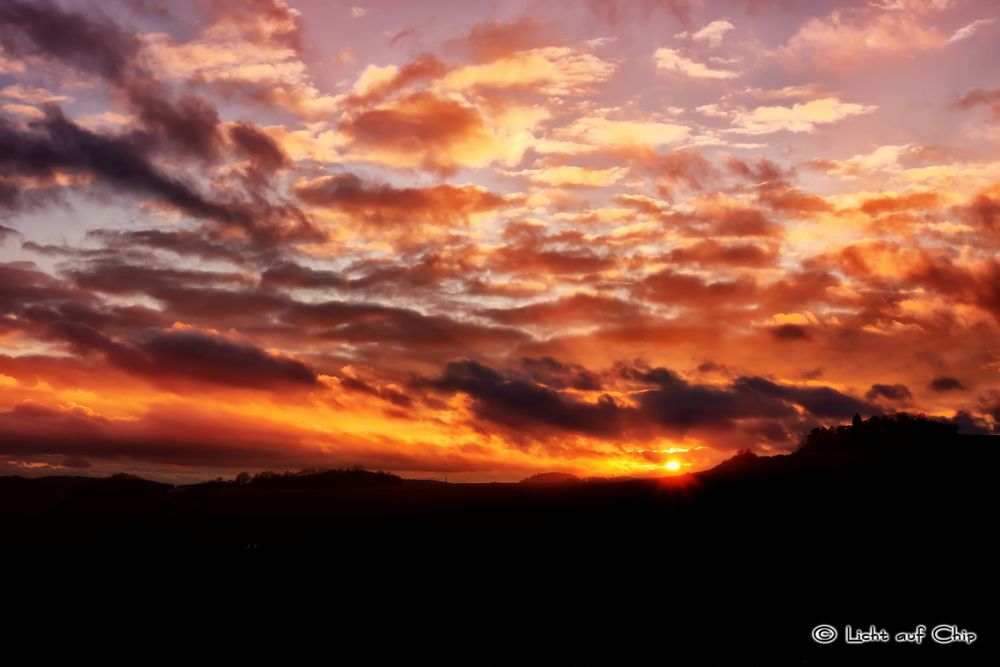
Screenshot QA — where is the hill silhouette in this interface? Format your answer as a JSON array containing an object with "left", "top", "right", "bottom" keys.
[
  {"left": 1, "top": 414, "right": 996, "bottom": 665},
  {"left": 518, "top": 471, "right": 581, "bottom": 485}
]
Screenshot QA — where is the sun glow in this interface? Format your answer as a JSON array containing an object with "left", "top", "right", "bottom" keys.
[{"left": 665, "top": 460, "right": 682, "bottom": 472}]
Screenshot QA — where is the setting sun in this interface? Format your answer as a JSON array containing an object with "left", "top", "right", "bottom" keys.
[{"left": 665, "top": 460, "right": 682, "bottom": 472}]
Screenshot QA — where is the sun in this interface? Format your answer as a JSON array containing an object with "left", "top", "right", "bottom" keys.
[{"left": 665, "top": 459, "right": 682, "bottom": 472}]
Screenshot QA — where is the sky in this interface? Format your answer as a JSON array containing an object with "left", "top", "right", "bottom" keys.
[{"left": 1, "top": 0, "right": 999, "bottom": 482}]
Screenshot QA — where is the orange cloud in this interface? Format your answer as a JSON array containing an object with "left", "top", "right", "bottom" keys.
[
  {"left": 781, "top": 6, "right": 948, "bottom": 70},
  {"left": 338, "top": 92, "right": 535, "bottom": 172}
]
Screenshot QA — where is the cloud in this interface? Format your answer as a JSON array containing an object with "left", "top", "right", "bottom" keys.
[
  {"left": 859, "top": 191, "right": 940, "bottom": 217},
  {"left": 440, "top": 47, "right": 616, "bottom": 96},
  {"left": 0, "top": 108, "right": 229, "bottom": 218},
  {"left": 730, "top": 98, "right": 876, "bottom": 134},
  {"left": 0, "top": 84, "right": 70, "bottom": 104},
  {"left": 781, "top": 6, "right": 947, "bottom": 69},
  {"left": 634, "top": 269, "right": 757, "bottom": 307},
  {"left": 138, "top": 0, "right": 339, "bottom": 120},
  {"left": 0, "top": 1, "right": 231, "bottom": 161},
  {"left": 769, "top": 324, "right": 811, "bottom": 341},
  {"left": 653, "top": 47, "right": 737, "bottom": 79},
  {"left": 259, "top": 262, "right": 348, "bottom": 290},
  {"left": 338, "top": 92, "right": 536, "bottom": 172},
  {"left": 929, "top": 376, "right": 965, "bottom": 392},
  {"left": 45, "top": 321, "right": 318, "bottom": 391},
  {"left": 0, "top": 401, "right": 324, "bottom": 468},
  {"left": 294, "top": 173, "right": 506, "bottom": 226},
  {"left": 426, "top": 359, "right": 627, "bottom": 439},
  {"left": 947, "top": 18, "right": 994, "bottom": 44},
  {"left": 0, "top": 1, "right": 140, "bottom": 85},
  {"left": 521, "top": 165, "right": 629, "bottom": 187},
  {"left": 423, "top": 359, "right": 878, "bottom": 448},
  {"left": 444, "top": 17, "right": 549, "bottom": 63},
  {"left": 866, "top": 383, "right": 913, "bottom": 401},
  {"left": 666, "top": 240, "right": 778, "bottom": 268},
  {"left": 283, "top": 300, "right": 529, "bottom": 359},
  {"left": 228, "top": 122, "right": 288, "bottom": 171},
  {"left": 557, "top": 116, "right": 690, "bottom": 149},
  {"left": 1, "top": 0, "right": 999, "bottom": 480},
  {"left": 955, "top": 87, "right": 1000, "bottom": 118},
  {"left": 484, "top": 230, "right": 618, "bottom": 277},
  {"left": 481, "top": 294, "right": 644, "bottom": 328},
  {"left": 677, "top": 19, "right": 735, "bottom": 47}
]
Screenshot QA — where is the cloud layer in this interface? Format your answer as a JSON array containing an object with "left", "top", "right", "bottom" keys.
[{"left": 0, "top": 0, "right": 998, "bottom": 481}]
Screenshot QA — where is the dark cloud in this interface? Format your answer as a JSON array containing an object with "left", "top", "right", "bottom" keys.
[
  {"left": 769, "top": 324, "right": 811, "bottom": 341},
  {"left": 0, "top": 263, "right": 312, "bottom": 391},
  {"left": 628, "top": 147, "right": 718, "bottom": 198},
  {"left": 667, "top": 240, "right": 778, "bottom": 268},
  {"left": 487, "top": 225, "right": 617, "bottom": 276},
  {"left": 132, "top": 329, "right": 317, "bottom": 388},
  {"left": 725, "top": 155, "right": 785, "bottom": 183},
  {"left": 634, "top": 269, "right": 757, "bottom": 307},
  {"left": 950, "top": 409, "right": 993, "bottom": 435},
  {"left": 2, "top": 108, "right": 320, "bottom": 243},
  {"left": 346, "top": 252, "right": 473, "bottom": 294},
  {"left": 710, "top": 207, "right": 779, "bottom": 236},
  {"left": 284, "top": 300, "right": 530, "bottom": 355},
  {"left": 866, "top": 383, "right": 913, "bottom": 401},
  {"left": 0, "top": 108, "right": 242, "bottom": 220},
  {"left": 0, "top": 3, "right": 320, "bottom": 245},
  {"left": 630, "top": 366, "right": 796, "bottom": 431},
  {"left": 426, "top": 359, "right": 626, "bottom": 439},
  {"left": 963, "top": 193, "right": 1000, "bottom": 237},
  {"left": 0, "top": 1, "right": 139, "bottom": 85},
  {"left": 68, "top": 259, "right": 249, "bottom": 295},
  {"left": 423, "top": 359, "right": 878, "bottom": 445},
  {"left": 260, "top": 262, "right": 348, "bottom": 290},
  {"left": 64, "top": 259, "right": 295, "bottom": 326},
  {"left": 337, "top": 376, "right": 414, "bottom": 409},
  {"left": 0, "top": 261, "right": 91, "bottom": 316},
  {"left": 127, "top": 86, "right": 223, "bottom": 161},
  {"left": 929, "top": 376, "right": 965, "bottom": 392},
  {"left": 46, "top": 323, "right": 318, "bottom": 390},
  {"left": 294, "top": 173, "right": 505, "bottom": 226},
  {"left": 756, "top": 181, "right": 832, "bottom": 214},
  {"left": 519, "top": 356, "right": 602, "bottom": 391},
  {"left": 87, "top": 229, "right": 259, "bottom": 265},
  {"left": 0, "top": 402, "right": 320, "bottom": 467},
  {"left": 0, "top": 0, "right": 223, "bottom": 161},
  {"left": 481, "top": 294, "right": 645, "bottom": 327},
  {"left": 229, "top": 122, "right": 288, "bottom": 172},
  {"left": 728, "top": 376, "right": 877, "bottom": 420},
  {"left": 954, "top": 87, "right": 1000, "bottom": 118}
]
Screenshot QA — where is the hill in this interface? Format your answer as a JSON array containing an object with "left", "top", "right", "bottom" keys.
[{"left": 0, "top": 414, "right": 996, "bottom": 665}]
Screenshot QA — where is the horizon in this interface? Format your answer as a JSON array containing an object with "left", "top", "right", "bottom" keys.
[{"left": 2, "top": 0, "right": 1000, "bottom": 484}]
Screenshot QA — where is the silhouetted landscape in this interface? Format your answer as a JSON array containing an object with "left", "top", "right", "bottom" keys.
[{"left": 2, "top": 414, "right": 996, "bottom": 664}]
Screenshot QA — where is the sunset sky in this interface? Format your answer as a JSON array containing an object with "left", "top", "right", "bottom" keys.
[{"left": 1, "top": 0, "right": 999, "bottom": 482}]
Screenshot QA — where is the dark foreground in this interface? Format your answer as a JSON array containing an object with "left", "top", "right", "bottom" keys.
[{"left": 2, "top": 431, "right": 997, "bottom": 664}]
